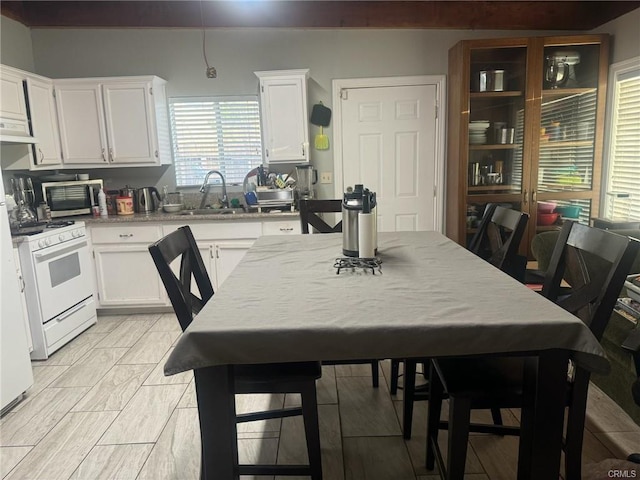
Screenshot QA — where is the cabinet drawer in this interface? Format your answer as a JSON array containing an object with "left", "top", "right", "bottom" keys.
[
  {"left": 163, "top": 222, "right": 261, "bottom": 240},
  {"left": 90, "top": 224, "right": 162, "bottom": 244},
  {"left": 44, "top": 298, "right": 96, "bottom": 349},
  {"left": 262, "top": 220, "right": 301, "bottom": 235}
]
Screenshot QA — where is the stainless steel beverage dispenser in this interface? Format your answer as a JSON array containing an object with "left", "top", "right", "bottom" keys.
[{"left": 342, "top": 184, "right": 377, "bottom": 258}]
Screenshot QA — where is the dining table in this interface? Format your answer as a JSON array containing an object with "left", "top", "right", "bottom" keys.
[{"left": 164, "top": 231, "right": 610, "bottom": 480}]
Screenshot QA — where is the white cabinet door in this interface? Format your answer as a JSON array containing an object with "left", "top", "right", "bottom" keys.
[
  {"left": 256, "top": 70, "right": 309, "bottom": 164},
  {"left": 214, "top": 241, "right": 254, "bottom": 288},
  {"left": 25, "top": 77, "right": 62, "bottom": 168},
  {"left": 0, "top": 69, "right": 27, "bottom": 120},
  {"left": 103, "top": 82, "right": 157, "bottom": 164},
  {"left": 55, "top": 83, "right": 109, "bottom": 165},
  {"left": 93, "top": 245, "right": 167, "bottom": 307}
]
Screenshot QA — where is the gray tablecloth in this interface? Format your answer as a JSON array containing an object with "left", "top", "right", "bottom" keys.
[{"left": 165, "top": 231, "right": 609, "bottom": 375}]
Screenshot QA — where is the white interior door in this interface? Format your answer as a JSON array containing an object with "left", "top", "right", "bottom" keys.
[{"left": 336, "top": 79, "right": 442, "bottom": 232}]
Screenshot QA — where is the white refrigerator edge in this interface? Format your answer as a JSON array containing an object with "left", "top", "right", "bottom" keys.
[{"left": 0, "top": 168, "right": 34, "bottom": 412}]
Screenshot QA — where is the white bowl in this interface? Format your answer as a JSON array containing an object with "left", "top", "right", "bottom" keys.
[
  {"left": 469, "top": 121, "right": 490, "bottom": 130},
  {"left": 163, "top": 203, "right": 183, "bottom": 213}
]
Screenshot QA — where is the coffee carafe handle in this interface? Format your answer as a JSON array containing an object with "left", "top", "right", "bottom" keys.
[{"left": 312, "top": 169, "right": 318, "bottom": 185}]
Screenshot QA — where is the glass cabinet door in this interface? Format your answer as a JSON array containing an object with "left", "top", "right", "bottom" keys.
[{"left": 467, "top": 46, "right": 528, "bottom": 197}]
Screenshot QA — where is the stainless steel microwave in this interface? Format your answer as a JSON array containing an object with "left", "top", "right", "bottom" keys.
[{"left": 42, "top": 179, "right": 103, "bottom": 218}]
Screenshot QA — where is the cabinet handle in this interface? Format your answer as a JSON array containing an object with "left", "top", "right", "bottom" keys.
[
  {"left": 279, "top": 227, "right": 293, "bottom": 232},
  {"left": 216, "top": 246, "right": 220, "bottom": 259},
  {"left": 265, "top": 148, "right": 269, "bottom": 157},
  {"left": 532, "top": 190, "right": 537, "bottom": 203},
  {"left": 523, "top": 189, "right": 528, "bottom": 206},
  {"left": 119, "top": 233, "right": 134, "bottom": 238},
  {"left": 19, "top": 274, "right": 25, "bottom": 293},
  {"left": 155, "top": 150, "right": 159, "bottom": 158},
  {"left": 301, "top": 144, "right": 305, "bottom": 156},
  {"left": 109, "top": 148, "right": 115, "bottom": 162},
  {"left": 101, "top": 148, "right": 107, "bottom": 162},
  {"left": 38, "top": 148, "right": 44, "bottom": 163}
]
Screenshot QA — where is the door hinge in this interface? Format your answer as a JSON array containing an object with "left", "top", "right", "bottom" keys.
[
  {"left": 92, "top": 251, "right": 95, "bottom": 259},
  {"left": 433, "top": 185, "right": 437, "bottom": 198},
  {"left": 340, "top": 89, "right": 348, "bottom": 100},
  {"left": 261, "top": 85, "right": 264, "bottom": 93},
  {"left": 52, "top": 89, "right": 56, "bottom": 98},
  {"left": 149, "top": 87, "right": 153, "bottom": 95},
  {"left": 435, "top": 104, "right": 438, "bottom": 119}
]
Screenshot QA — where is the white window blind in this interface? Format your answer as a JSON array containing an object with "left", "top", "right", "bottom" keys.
[
  {"left": 604, "top": 59, "right": 640, "bottom": 221},
  {"left": 169, "top": 97, "right": 263, "bottom": 187}
]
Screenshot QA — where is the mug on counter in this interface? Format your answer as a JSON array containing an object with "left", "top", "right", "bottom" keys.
[{"left": 116, "top": 196, "right": 135, "bottom": 215}]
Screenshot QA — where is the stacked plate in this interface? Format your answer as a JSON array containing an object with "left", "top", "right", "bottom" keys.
[{"left": 469, "top": 120, "right": 490, "bottom": 145}]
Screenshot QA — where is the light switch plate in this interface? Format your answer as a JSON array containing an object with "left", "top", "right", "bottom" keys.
[{"left": 320, "top": 172, "right": 332, "bottom": 184}]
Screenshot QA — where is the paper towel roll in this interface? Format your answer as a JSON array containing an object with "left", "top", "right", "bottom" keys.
[{"left": 358, "top": 212, "right": 376, "bottom": 258}]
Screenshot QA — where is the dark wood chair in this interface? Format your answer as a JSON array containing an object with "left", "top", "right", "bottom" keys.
[
  {"left": 299, "top": 198, "right": 380, "bottom": 388},
  {"left": 425, "top": 222, "right": 640, "bottom": 480},
  {"left": 149, "top": 226, "right": 322, "bottom": 479},
  {"left": 299, "top": 198, "right": 343, "bottom": 234},
  {"left": 393, "top": 205, "right": 529, "bottom": 439}
]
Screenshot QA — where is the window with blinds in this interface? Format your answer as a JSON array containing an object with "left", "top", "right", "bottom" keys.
[
  {"left": 169, "top": 97, "right": 263, "bottom": 187},
  {"left": 604, "top": 60, "right": 640, "bottom": 221}
]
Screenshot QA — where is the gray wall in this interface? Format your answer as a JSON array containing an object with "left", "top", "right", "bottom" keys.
[
  {"left": 592, "top": 7, "right": 640, "bottom": 64},
  {"left": 0, "top": 15, "right": 34, "bottom": 71}
]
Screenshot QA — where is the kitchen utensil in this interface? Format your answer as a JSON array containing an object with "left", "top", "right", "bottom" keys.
[
  {"left": 545, "top": 51, "right": 580, "bottom": 89},
  {"left": 476, "top": 70, "right": 505, "bottom": 92},
  {"left": 537, "top": 201, "right": 557, "bottom": 213},
  {"left": 135, "top": 186, "right": 162, "bottom": 213},
  {"left": 342, "top": 184, "right": 377, "bottom": 258},
  {"left": 162, "top": 203, "right": 183, "bottom": 213},
  {"left": 315, "top": 125, "right": 329, "bottom": 150},
  {"left": 116, "top": 196, "right": 134, "bottom": 215},
  {"left": 555, "top": 205, "right": 582, "bottom": 219},
  {"left": 295, "top": 165, "right": 317, "bottom": 200},
  {"left": 310, "top": 102, "right": 331, "bottom": 127},
  {"left": 537, "top": 212, "right": 559, "bottom": 226},
  {"left": 119, "top": 186, "right": 135, "bottom": 198}
]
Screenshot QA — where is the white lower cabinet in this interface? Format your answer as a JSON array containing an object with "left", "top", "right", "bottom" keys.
[
  {"left": 162, "top": 222, "right": 261, "bottom": 291},
  {"left": 90, "top": 224, "right": 167, "bottom": 307},
  {"left": 89, "top": 217, "right": 299, "bottom": 309}
]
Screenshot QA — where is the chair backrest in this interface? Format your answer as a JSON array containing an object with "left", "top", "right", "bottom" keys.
[
  {"left": 148, "top": 226, "right": 214, "bottom": 332},
  {"left": 299, "top": 199, "right": 343, "bottom": 234},
  {"left": 542, "top": 221, "right": 640, "bottom": 340},
  {"left": 469, "top": 204, "right": 529, "bottom": 280}
]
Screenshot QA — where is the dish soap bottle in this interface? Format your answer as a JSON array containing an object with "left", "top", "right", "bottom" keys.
[{"left": 98, "top": 187, "right": 108, "bottom": 218}]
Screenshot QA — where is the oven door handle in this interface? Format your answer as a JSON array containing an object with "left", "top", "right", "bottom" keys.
[{"left": 33, "top": 238, "right": 88, "bottom": 262}]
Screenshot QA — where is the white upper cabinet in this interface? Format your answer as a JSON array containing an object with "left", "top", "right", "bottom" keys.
[
  {"left": 0, "top": 69, "right": 28, "bottom": 120},
  {"left": 54, "top": 76, "right": 171, "bottom": 167},
  {"left": 255, "top": 69, "right": 309, "bottom": 164},
  {"left": 25, "top": 77, "right": 63, "bottom": 168}
]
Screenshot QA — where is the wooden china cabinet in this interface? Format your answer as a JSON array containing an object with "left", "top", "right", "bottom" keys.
[{"left": 445, "top": 34, "right": 609, "bottom": 256}]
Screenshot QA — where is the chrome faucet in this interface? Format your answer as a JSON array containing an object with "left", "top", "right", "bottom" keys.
[{"left": 199, "top": 170, "right": 228, "bottom": 209}]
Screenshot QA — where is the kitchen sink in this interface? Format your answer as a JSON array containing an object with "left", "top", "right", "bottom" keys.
[{"left": 178, "top": 208, "right": 244, "bottom": 216}]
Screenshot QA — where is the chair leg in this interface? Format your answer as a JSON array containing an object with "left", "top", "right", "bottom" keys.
[
  {"left": 447, "top": 395, "right": 471, "bottom": 480},
  {"left": 490, "top": 407, "right": 503, "bottom": 426},
  {"left": 403, "top": 359, "right": 417, "bottom": 439},
  {"left": 301, "top": 382, "right": 323, "bottom": 480},
  {"left": 390, "top": 359, "right": 401, "bottom": 395},
  {"left": 564, "top": 371, "right": 589, "bottom": 480},
  {"left": 426, "top": 364, "right": 444, "bottom": 471},
  {"left": 371, "top": 360, "right": 379, "bottom": 388}
]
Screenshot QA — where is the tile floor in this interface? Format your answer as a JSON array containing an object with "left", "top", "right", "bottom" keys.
[{"left": 1, "top": 312, "right": 639, "bottom": 480}]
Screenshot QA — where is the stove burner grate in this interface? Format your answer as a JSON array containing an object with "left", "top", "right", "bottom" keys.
[{"left": 334, "top": 257, "right": 382, "bottom": 275}]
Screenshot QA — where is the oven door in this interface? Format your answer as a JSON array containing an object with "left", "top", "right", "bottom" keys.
[{"left": 32, "top": 237, "right": 94, "bottom": 321}]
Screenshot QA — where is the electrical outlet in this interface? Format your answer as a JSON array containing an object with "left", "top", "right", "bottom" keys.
[{"left": 320, "top": 172, "right": 333, "bottom": 184}]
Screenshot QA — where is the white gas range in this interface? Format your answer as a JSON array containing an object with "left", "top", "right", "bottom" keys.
[{"left": 15, "top": 221, "right": 97, "bottom": 360}]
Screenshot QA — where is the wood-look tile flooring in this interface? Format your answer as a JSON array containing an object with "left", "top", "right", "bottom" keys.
[{"left": 1, "top": 313, "right": 639, "bottom": 479}]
